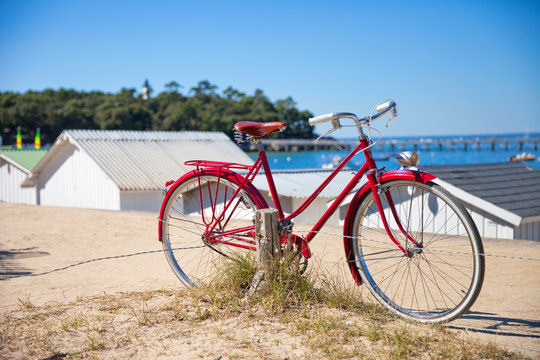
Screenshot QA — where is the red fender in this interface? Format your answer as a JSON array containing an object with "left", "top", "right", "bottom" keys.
[
  {"left": 342, "top": 170, "right": 436, "bottom": 284},
  {"left": 158, "top": 168, "right": 269, "bottom": 241}
]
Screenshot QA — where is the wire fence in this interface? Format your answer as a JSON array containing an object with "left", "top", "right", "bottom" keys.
[
  {"left": 1, "top": 230, "right": 539, "bottom": 281},
  {"left": 0, "top": 248, "right": 167, "bottom": 281}
]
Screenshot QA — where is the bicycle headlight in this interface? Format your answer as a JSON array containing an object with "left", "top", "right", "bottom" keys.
[{"left": 395, "top": 151, "right": 419, "bottom": 167}]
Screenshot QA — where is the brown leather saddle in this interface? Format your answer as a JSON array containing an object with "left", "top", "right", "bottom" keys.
[{"left": 233, "top": 121, "right": 286, "bottom": 138}]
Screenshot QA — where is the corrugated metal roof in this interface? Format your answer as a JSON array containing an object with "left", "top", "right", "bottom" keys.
[
  {"left": 421, "top": 162, "right": 540, "bottom": 218},
  {"left": 0, "top": 149, "right": 48, "bottom": 172},
  {"left": 251, "top": 168, "right": 365, "bottom": 199},
  {"left": 30, "top": 130, "right": 253, "bottom": 191},
  {"left": 65, "top": 129, "right": 233, "bottom": 141}
]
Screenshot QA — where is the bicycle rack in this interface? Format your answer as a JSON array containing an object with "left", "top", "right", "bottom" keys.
[{"left": 184, "top": 160, "right": 253, "bottom": 171}]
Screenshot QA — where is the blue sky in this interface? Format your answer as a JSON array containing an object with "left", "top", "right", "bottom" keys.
[{"left": 1, "top": 0, "right": 539, "bottom": 137}]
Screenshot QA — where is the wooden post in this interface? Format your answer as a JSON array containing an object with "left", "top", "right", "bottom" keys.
[
  {"left": 256, "top": 208, "right": 280, "bottom": 271},
  {"left": 249, "top": 208, "right": 280, "bottom": 293}
]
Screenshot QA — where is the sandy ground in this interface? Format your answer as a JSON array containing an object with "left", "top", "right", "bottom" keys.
[{"left": 1, "top": 202, "right": 539, "bottom": 358}]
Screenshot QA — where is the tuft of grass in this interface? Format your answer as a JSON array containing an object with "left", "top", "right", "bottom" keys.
[
  {"left": 366, "top": 322, "right": 381, "bottom": 341},
  {"left": 195, "top": 251, "right": 316, "bottom": 317},
  {"left": 61, "top": 312, "right": 88, "bottom": 331},
  {"left": 131, "top": 301, "right": 156, "bottom": 326},
  {"left": 17, "top": 296, "right": 36, "bottom": 311},
  {"left": 87, "top": 333, "right": 105, "bottom": 351},
  {"left": 196, "top": 252, "right": 388, "bottom": 322}
]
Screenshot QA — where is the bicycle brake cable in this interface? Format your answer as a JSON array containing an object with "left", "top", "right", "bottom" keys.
[{"left": 339, "top": 124, "right": 382, "bottom": 154}]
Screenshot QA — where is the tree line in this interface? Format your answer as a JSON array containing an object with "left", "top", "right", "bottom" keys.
[{"left": 0, "top": 80, "right": 315, "bottom": 145}]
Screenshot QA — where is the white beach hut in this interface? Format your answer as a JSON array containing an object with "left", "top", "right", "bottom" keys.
[
  {"left": 0, "top": 149, "right": 47, "bottom": 205},
  {"left": 21, "top": 130, "right": 253, "bottom": 212},
  {"left": 422, "top": 163, "right": 540, "bottom": 241}
]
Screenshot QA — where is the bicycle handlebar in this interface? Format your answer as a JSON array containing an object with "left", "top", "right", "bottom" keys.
[
  {"left": 308, "top": 112, "right": 361, "bottom": 126},
  {"left": 308, "top": 113, "right": 335, "bottom": 126},
  {"left": 375, "top": 101, "right": 395, "bottom": 114},
  {"left": 308, "top": 100, "right": 398, "bottom": 127}
]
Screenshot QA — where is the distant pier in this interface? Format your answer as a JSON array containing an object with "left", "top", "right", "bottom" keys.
[
  {"left": 244, "top": 139, "right": 349, "bottom": 152},
  {"left": 240, "top": 136, "right": 540, "bottom": 152}
]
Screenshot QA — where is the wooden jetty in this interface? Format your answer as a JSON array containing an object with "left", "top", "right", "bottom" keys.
[{"left": 239, "top": 136, "right": 540, "bottom": 153}]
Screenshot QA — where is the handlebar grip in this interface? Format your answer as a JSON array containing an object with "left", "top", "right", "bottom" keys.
[
  {"left": 375, "top": 102, "right": 393, "bottom": 112},
  {"left": 308, "top": 113, "right": 335, "bottom": 126}
]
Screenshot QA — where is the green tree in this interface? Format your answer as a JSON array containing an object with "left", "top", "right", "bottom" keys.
[
  {"left": 164, "top": 81, "right": 182, "bottom": 93},
  {"left": 0, "top": 80, "right": 315, "bottom": 145},
  {"left": 275, "top": 97, "right": 313, "bottom": 139},
  {"left": 94, "top": 88, "right": 152, "bottom": 130}
]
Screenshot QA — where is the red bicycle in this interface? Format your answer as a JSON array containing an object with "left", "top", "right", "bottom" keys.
[{"left": 158, "top": 101, "right": 485, "bottom": 323}]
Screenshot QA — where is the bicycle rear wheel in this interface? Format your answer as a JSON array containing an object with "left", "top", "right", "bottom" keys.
[
  {"left": 161, "top": 174, "right": 262, "bottom": 287},
  {"left": 349, "top": 180, "right": 484, "bottom": 323}
]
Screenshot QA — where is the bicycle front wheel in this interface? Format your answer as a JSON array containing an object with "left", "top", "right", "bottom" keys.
[
  {"left": 161, "top": 174, "right": 263, "bottom": 287},
  {"left": 349, "top": 180, "right": 484, "bottom": 323}
]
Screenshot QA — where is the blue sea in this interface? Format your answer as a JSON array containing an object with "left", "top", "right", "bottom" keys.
[{"left": 248, "top": 133, "right": 540, "bottom": 171}]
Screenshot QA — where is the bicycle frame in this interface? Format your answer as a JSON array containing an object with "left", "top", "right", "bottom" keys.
[{"left": 174, "top": 132, "right": 435, "bottom": 257}]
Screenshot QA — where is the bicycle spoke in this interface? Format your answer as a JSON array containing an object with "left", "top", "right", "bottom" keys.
[{"left": 422, "top": 249, "right": 473, "bottom": 279}]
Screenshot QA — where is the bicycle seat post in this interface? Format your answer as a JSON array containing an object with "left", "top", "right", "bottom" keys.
[{"left": 253, "top": 138, "right": 264, "bottom": 153}]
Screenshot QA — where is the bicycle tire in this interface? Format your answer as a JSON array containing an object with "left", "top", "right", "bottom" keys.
[
  {"left": 348, "top": 180, "right": 484, "bottom": 323},
  {"left": 161, "top": 173, "right": 263, "bottom": 287}
]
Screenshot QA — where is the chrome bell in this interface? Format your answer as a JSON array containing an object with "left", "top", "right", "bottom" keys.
[{"left": 395, "top": 151, "right": 419, "bottom": 167}]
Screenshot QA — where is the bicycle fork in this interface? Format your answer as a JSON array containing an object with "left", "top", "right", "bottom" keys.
[{"left": 367, "top": 171, "right": 422, "bottom": 257}]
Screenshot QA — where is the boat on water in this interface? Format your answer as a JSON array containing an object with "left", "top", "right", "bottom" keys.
[
  {"left": 322, "top": 155, "right": 343, "bottom": 169},
  {"left": 507, "top": 152, "right": 536, "bottom": 162}
]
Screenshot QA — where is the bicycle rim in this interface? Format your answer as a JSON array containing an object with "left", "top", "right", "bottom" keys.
[
  {"left": 351, "top": 180, "right": 484, "bottom": 323},
  {"left": 161, "top": 174, "right": 259, "bottom": 287}
]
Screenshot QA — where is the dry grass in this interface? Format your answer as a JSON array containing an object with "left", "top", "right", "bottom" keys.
[{"left": 0, "top": 254, "right": 529, "bottom": 359}]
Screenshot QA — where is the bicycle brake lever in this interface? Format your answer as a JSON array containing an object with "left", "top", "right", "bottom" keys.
[
  {"left": 315, "top": 127, "right": 339, "bottom": 142},
  {"left": 385, "top": 113, "right": 397, "bottom": 128},
  {"left": 315, "top": 118, "right": 341, "bottom": 142},
  {"left": 385, "top": 105, "right": 398, "bottom": 127}
]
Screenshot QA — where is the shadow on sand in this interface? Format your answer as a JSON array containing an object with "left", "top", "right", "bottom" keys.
[
  {"left": 449, "top": 311, "right": 540, "bottom": 339},
  {"left": 0, "top": 247, "right": 49, "bottom": 278}
]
